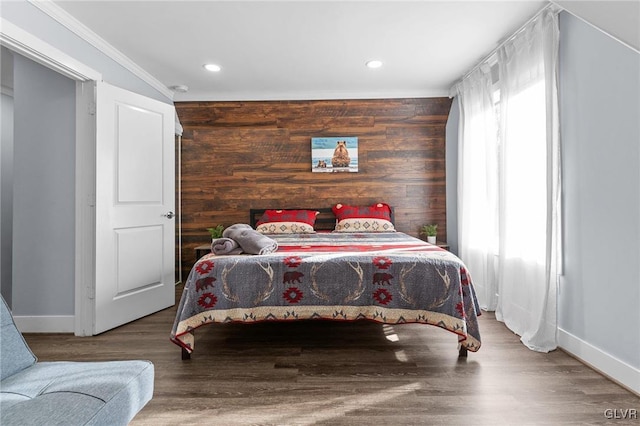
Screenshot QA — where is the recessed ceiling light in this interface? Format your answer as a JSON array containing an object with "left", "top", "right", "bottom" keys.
[
  {"left": 203, "top": 63, "right": 221, "bottom": 72},
  {"left": 366, "top": 60, "right": 383, "bottom": 69}
]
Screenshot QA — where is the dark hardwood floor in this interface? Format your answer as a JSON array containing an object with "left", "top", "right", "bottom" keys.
[{"left": 24, "top": 285, "right": 639, "bottom": 425}]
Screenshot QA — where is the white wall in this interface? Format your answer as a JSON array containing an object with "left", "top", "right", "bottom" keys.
[
  {"left": 445, "top": 98, "right": 459, "bottom": 255},
  {"left": 553, "top": 0, "right": 640, "bottom": 52},
  {"left": 1, "top": 91, "right": 14, "bottom": 307},
  {"left": 557, "top": 11, "right": 640, "bottom": 391},
  {"left": 11, "top": 54, "right": 76, "bottom": 316},
  {"left": 1, "top": 0, "right": 171, "bottom": 104}
]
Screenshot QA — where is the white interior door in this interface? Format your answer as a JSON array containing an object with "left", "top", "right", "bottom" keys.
[{"left": 94, "top": 81, "right": 175, "bottom": 334}]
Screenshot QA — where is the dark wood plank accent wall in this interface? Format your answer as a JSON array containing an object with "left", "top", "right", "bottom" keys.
[{"left": 175, "top": 97, "right": 452, "bottom": 275}]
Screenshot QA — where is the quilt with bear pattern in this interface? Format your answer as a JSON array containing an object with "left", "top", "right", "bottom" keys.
[{"left": 171, "top": 232, "right": 481, "bottom": 355}]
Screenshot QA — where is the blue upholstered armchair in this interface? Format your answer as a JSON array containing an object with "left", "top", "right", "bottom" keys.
[{"left": 0, "top": 296, "right": 154, "bottom": 425}]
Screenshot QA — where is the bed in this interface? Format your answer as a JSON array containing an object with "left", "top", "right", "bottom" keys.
[{"left": 171, "top": 205, "right": 481, "bottom": 360}]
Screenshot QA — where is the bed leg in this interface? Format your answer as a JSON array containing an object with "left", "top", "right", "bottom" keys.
[
  {"left": 181, "top": 348, "right": 191, "bottom": 360},
  {"left": 458, "top": 346, "right": 468, "bottom": 358}
]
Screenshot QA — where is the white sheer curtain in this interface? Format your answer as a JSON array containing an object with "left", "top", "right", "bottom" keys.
[
  {"left": 457, "top": 65, "right": 499, "bottom": 311},
  {"left": 496, "top": 8, "right": 561, "bottom": 352},
  {"left": 455, "top": 7, "right": 561, "bottom": 352}
]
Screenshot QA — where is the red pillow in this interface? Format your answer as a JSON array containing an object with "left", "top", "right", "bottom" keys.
[
  {"left": 256, "top": 209, "right": 319, "bottom": 226},
  {"left": 332, "top": 203, "right": 392, "bottom": 221}
]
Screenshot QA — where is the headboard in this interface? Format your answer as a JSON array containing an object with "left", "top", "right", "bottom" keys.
[{"left": 249, "top": 206, "right": 394, "bottom": 232}]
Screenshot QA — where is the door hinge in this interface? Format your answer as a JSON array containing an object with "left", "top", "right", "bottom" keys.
[{"left": 88, "top": 102, "right": 96, "bottom": 116}]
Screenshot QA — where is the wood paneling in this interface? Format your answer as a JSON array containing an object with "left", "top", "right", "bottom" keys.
[{"left": 176, "top": 98, "right": 452, "bottom": 276}]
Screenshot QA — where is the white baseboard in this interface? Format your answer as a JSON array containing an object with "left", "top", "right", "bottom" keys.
[
  {"left": 558, "top": 327, "right": 640, "bottom": 395},
  {"left": 13, "top": 315, "right": 75, "bottom": 333}
]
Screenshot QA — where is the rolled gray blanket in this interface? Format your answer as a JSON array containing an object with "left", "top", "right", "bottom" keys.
[
  {"left": 222, "top": 224, "right": 278, "bottom": 255},
  {"left": 211, "top": 237, "right": 243, "bottom": 255}
]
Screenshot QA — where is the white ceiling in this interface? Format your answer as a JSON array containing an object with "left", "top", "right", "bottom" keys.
[
  {"left": 48, "top": 1, "right": 636, "bottom": 102},
  {"left": 554, "top": 0, "right": 640, "bottom": 52}
]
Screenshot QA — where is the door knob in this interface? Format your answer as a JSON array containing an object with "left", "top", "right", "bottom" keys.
[{"left": 163, "top": 211, "right": 175, "bottom": 219}]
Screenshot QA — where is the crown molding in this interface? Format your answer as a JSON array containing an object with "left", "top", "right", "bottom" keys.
[
  {"left": 29, "top": 0, "right": 174, "bottom": 100},
  {"left": 1, "top": 18, "right": 101, "bottom": 82},
  {"left": 550, "top": 0, "right": 640, "bottom": 54}
]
